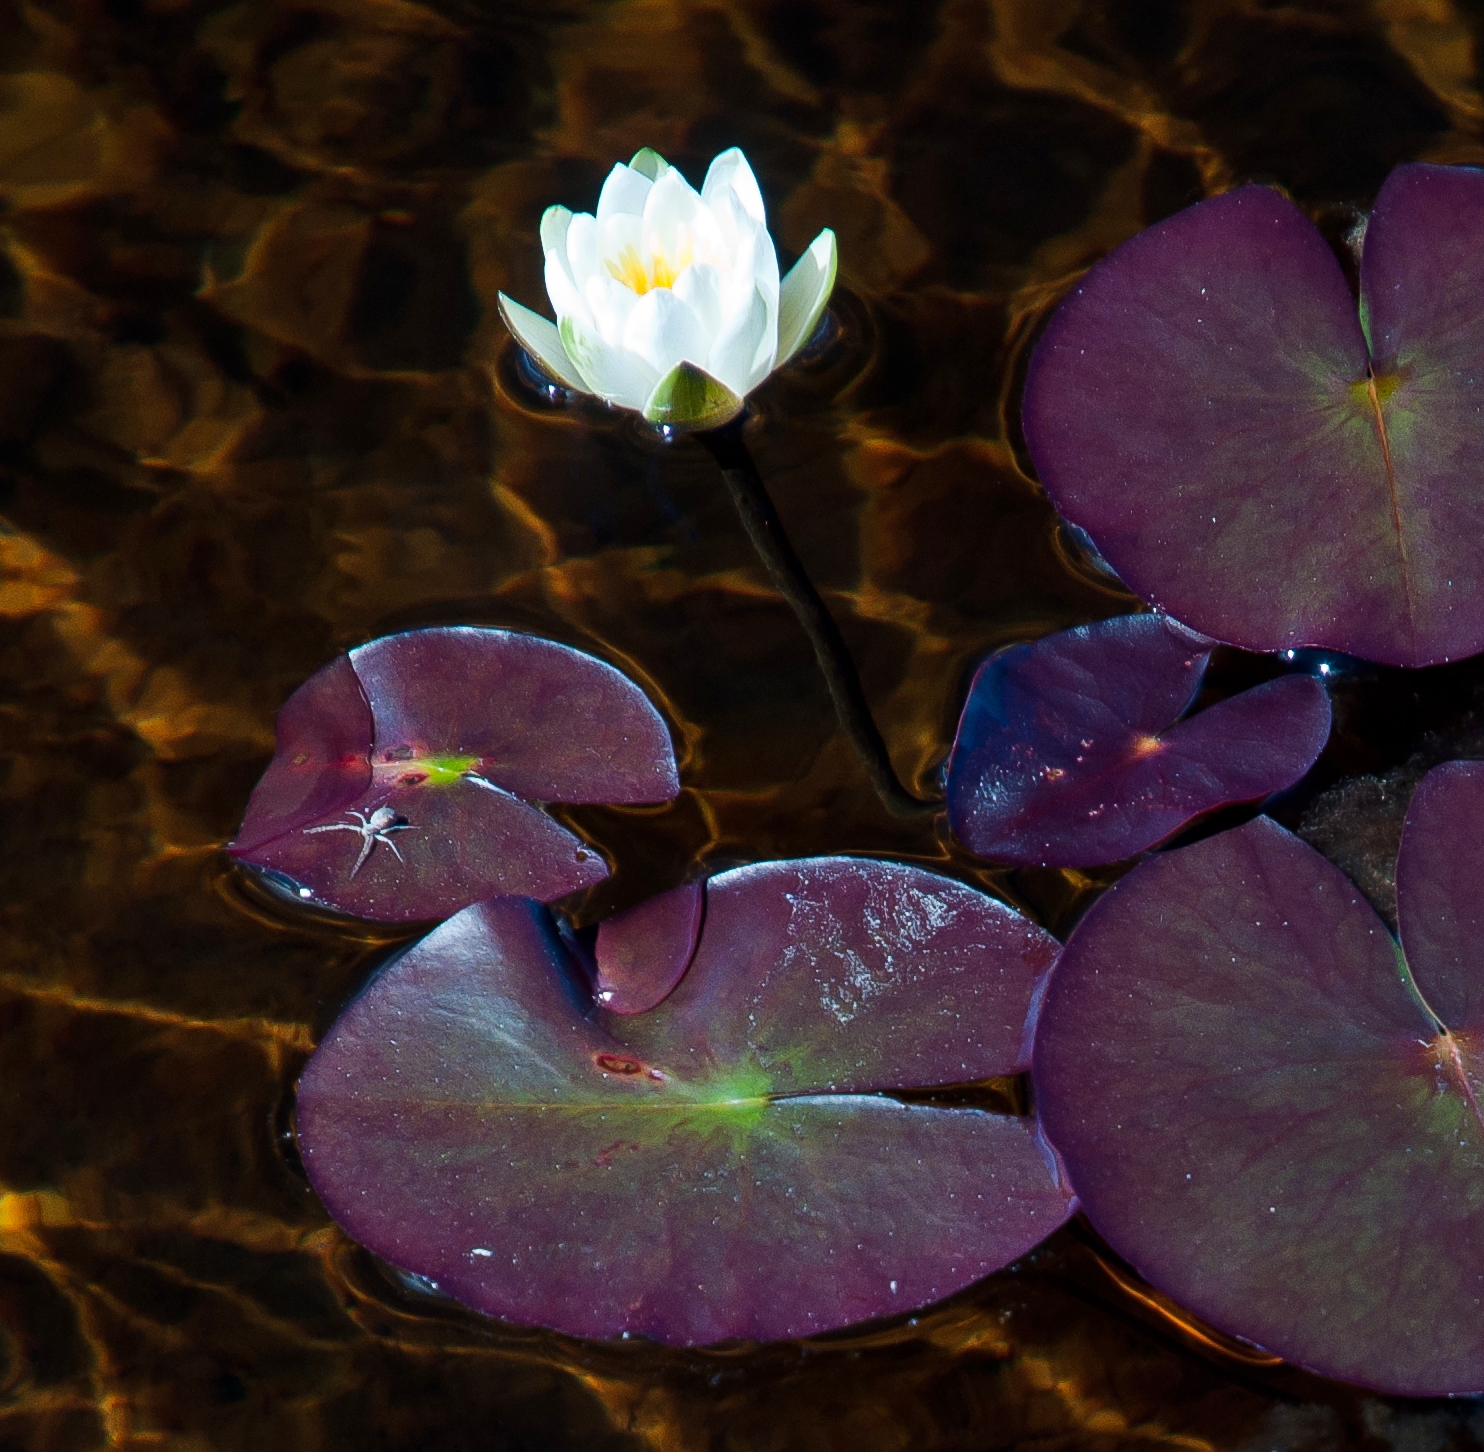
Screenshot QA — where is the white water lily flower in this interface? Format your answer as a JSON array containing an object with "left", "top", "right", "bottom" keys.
[{"left": 498, "top": 147, "right": 837, "bottom": 431}]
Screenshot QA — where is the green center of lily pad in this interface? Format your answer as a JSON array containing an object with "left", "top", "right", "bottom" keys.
[{"left": 375, "top": 753, "right": 483, "bottom": 788}]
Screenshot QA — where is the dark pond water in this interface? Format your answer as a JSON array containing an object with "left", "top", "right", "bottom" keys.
[{"left": 6, "top": 0, "right": 1484, "bottom": 1446}]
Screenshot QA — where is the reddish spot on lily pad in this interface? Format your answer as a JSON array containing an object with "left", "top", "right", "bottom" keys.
[
  {"left": 297, "top": 857, "right": 1075, "bottom": 1344},
  {"left": 595, "top": 879, "right": 704, "bottom": 1014},
  {"left": 229, "top": 627, "right": 679, "bottom": 922},
  {"left": 946, "top": 614, "right": 1332, "bottom": 866},
  {"left": 1033, "top": 762, "right": 1484, "bottom": 1395},
  {"left": 1023, "top": 162, "right": 1484, "bottom": 668}
]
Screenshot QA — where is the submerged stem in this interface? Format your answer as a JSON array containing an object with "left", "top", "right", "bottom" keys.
[{"left": 695, "top": 418, "right": 940, "bottom": 820}]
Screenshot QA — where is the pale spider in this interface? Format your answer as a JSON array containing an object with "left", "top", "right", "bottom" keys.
[{"left": 303, "top": 806, "right": 414, "bottom": 878}]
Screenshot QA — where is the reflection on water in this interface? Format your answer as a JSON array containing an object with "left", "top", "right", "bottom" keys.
[{"left": 4, "top": 0, "right": 1484, "bottom": 1445}]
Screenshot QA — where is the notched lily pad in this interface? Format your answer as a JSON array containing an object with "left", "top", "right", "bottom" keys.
[
  {"left": 230, "top": 627, "right": 680, "bottom": 922},
  {"left": 297, "top": 857, "right": 1076, "bottom": 1344},
  {"left": 1023, "top": 163, "right": 1484, "bottom": 668},
  {"left": 1033, "top": 762, "right": 1484, "bottom": 1395},
  {"left": 946, "top": 614, "right": 1332, "bottom": 866},
  {"left": 594, "top": 879, "right": 704, "bottom": 1014}
]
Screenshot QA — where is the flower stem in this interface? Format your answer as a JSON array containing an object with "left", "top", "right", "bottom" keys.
[{"left": 695, "top": 420, "right": 940, "bottom": 820}]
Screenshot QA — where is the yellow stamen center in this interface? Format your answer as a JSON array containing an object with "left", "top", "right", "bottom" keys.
[{"left": 605, "top": 233, "right": 695, "bottom": 295}]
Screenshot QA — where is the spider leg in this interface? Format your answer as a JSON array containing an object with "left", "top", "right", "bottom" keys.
[
  {"left": 349, "top": 833, "right": 376, "bottom": 877},
  {"left": 381, "top": 834, "right": 406, "bottom": 864},
  {"left": 303, "top": 822, "right": 362, "bottom": 836}
]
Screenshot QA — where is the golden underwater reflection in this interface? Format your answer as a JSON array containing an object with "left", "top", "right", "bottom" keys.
[{"left": 5, "top": 0, "right": 1484, "bottom": 1446}]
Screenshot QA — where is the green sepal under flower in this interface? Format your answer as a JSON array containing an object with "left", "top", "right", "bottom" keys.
[
  {"left": 628, "top": 147, "right": 671, "bottom": 182},
  {"left": 641, "top": 360, "right": 745, "bottom": 430}
]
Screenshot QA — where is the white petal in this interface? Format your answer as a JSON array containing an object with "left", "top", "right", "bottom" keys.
[
  {"left": 738, "top": 216, "right": 780, "bottom": 312},
  {"left": 703, "top": 186, "right": 741, "bottom": 250},
  {"left": 701, "top": 147, "right": 765, "bottom": 226},
  {"left": 559, "top": 314, "right": 658, "bottom": 411},
  {"left": 776, "top": 229, "right": 837, "bottom": 364},
  {"left": 748, "top": 307, "right": 779, "bottom": 386},
  {"left": 673, "top": 262, "right": 725, "bottom": 337},
  {"left": 710, "top": 215, "right": 771, "bottom": 344},
  {"left": 565, "top": 212, "right": 600, "bottom": 286},
  {"left": 622, "top": 287, "right": 710, "bottom": 376},
  {"left": 497, "top": 293, "right": 588, "bottom": 391},
  {"left": 544, "top": 250, "right": 589, "bottom": 328},
  {"left": 644, "top": 163, "right": 701, "bottom": 214},
  {"left": 596, "top": 162, "right": 653, "bottom": 225},
  {"left": 584, "top": 272, "right": 639, "bottom": 346},
  {"left": 707, "top": 285, "right": 773, "bottom": 396},
  {"left": 598, "top": 212, "right": 643, "bottom": 286},
  {"left": 540, "top": 205, "right": 573, "bottom": 283},
  {"left": 718, "top": 216, "right": 777, "bottom": 313},
  {"left": 641, "top": 167, "right": 715, "bottom": 267}
]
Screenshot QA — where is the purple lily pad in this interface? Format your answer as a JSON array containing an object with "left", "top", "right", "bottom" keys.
[
  {"left": 297, "top": 857, "right": 1075, "bottom": 1344},
  {"left": 229, "top": 627, "right": 679, "bottom": 922},
  {"left": 1033, "top": 763, "right": 1484, "bottom": 1395},
  {"left": 595, "top": 880, "right": 705, "bottom": 1014},
  {"left": 1395, "top": 761, "right": 1484, "bottom": 1030},
  {"left": 946, "top": 614, "right": 1332, "bottom": 866},
  {"left": 1023, "top": 162, "right": 1484, "bottom": 668}
]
